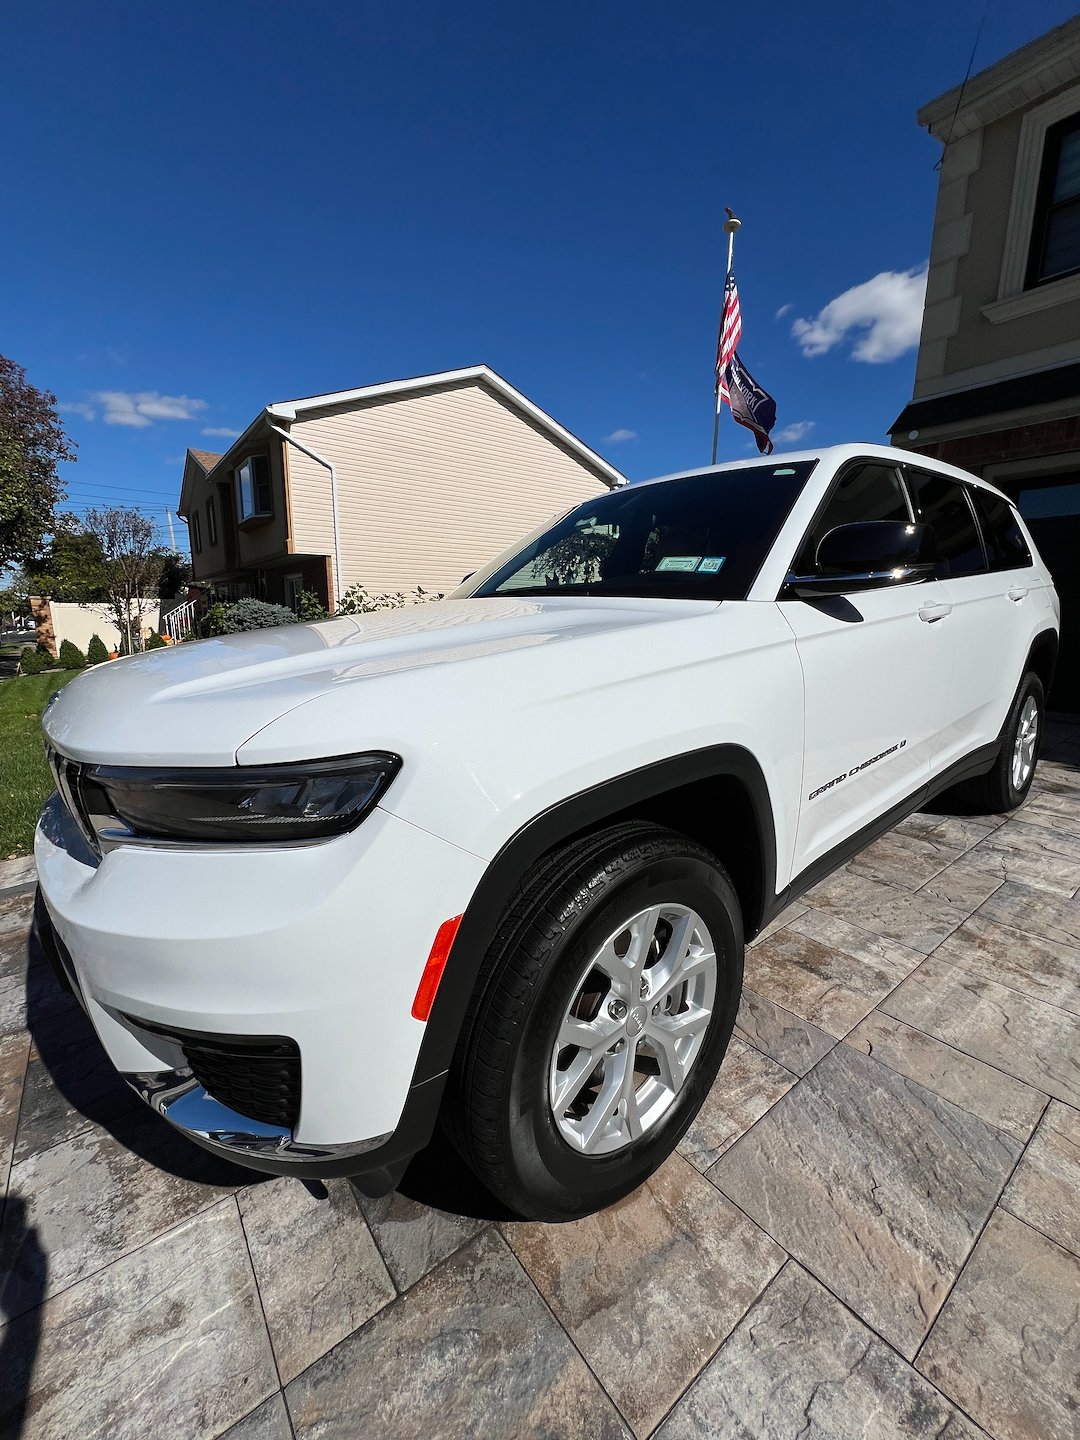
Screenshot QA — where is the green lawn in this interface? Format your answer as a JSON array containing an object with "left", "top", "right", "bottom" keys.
[{"left": 0, "top": 671, "right": 78, "bottom": 857}]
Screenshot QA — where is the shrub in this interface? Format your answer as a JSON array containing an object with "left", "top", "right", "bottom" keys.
[
  {"left": 86, "top": 633, "right": 110, "bottom": 665},
  {"left": 199, "top": 602, "right": 230, "bottom": 638},
  {"left": 58, "top": 640, "right": 87, "bottom": 670},
  {"left": 144, "top": 631, "right": 167, "bottom": 649},
  {"left": 205, "top": 598, "right": 298, "bottom": 633},
  {"left": 295, "top": 589, "right": 329, "bottom": 623},
  {"left": 225, "top": 599, "right": 298, "bottom": 632},
  {"left": 19, "top": 646, "right": 52, "bottom": 674}
]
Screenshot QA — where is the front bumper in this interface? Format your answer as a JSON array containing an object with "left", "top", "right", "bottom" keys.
[{"left": 33, "top": 794, "right": 486, "bottom": 1178}]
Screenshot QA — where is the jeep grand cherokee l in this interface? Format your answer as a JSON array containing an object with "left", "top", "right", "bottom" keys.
[{"left": 34, "top": 444, "right": 1058, "bottom": 1220}]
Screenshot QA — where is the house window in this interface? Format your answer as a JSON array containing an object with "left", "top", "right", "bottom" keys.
[
  {"left": 236, "top": 456, "right": 272, "bottom": 522},
  {"left": 284, "top": 572, "right": 304, "bottom": 613},
  {"left": 1028, "top": 113, "right": 1080, "bottom": 286},
  {"left": 190, "top": 510, "right": 202, "bottom": 555},
  {"left": 206, "top": 495, "right": 218, "bottom": 547}
]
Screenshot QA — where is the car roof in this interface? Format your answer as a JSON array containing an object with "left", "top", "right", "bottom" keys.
[{"left": 632, "top": 443, "right": 1011, "bottom": 501}]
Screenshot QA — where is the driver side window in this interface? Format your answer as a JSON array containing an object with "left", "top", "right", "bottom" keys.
[{"left": 793, "top": 463, "right": 911, "bottom": 575}]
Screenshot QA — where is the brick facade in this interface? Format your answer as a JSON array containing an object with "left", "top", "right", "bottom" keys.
[{"left": 910, "top": 414, "right": 1080, "bottom": 473}]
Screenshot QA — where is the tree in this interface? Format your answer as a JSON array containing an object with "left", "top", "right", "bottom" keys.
[
  {"left": 0, "top": 566, "right": 31, "bottom": 625},
  {"left": 0, "top": 356, "right": 75, "bottom": 567},
  {"left": 156, "top": 549, "right": 192, "bottom": 598},
  {"left": 27, "top": 522, "right": 111, "bottom": 601},
  {"left": 82, "top": 506, "right": 165, "bottom": 654}
]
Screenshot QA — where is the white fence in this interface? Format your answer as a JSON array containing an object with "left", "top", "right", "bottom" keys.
[{"left": 40, "top": 601, "right": 160, "bottom": 656}]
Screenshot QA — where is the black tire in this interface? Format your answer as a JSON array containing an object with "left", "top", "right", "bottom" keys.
[
  {"left": 955, "top": 671, "right": 1045, "bottom": 814},
  {"left": 443, "top": 821, "right": 743, "bottom": 1221}
]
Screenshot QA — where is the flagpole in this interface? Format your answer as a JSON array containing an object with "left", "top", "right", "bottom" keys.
[{"left": 711, "top": 210, "right": 742, "bottom": 465}]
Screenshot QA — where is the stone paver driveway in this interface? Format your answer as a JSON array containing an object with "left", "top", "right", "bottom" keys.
[{"left": 3, "top": 724, "right": 1080, "bottom": 1439}]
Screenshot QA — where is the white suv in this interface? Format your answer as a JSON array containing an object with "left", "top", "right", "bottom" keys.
[{"left": 34, "top": 444, "right": 1058, "bottom": 1220}]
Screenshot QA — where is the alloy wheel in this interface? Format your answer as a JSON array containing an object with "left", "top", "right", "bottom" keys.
[
  {"left": 1012, "top": 694, "right": 1039, "bottom": 791},
  {"left": 548, "top": 903, "right": 717, "bottom": 1155}
]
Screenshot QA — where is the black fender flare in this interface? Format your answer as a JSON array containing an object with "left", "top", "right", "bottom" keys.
[
  {"left": 1024, "top": 626, "right": 1058, "bottom": 693},
  {"left": 411, "top": 742, "right": 777, "bottom": 1088}
]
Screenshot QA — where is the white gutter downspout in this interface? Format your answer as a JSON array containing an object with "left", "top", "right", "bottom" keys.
[{"left": 266, "top": 414, "right": 343, "bottom": 610}]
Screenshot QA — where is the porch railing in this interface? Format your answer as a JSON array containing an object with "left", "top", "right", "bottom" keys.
[{"left": 163, "top": 598, "right": 198, "bottom": 643}]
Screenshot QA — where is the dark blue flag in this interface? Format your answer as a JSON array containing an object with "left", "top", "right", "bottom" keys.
[{"left": 725, "top": 351, "right": 777, "bottom": 455}]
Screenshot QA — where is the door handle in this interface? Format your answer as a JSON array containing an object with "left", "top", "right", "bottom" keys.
[
  {"left": 1007, "top": 586, "right": 1028, "bottom": 602},
  {"left": 918, "top": 602, "right": 952, "bottom": 623}
]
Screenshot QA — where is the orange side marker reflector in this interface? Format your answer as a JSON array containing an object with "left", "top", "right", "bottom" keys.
[{"left": 411, "top": 914, "right": 463, "bottom": 1022}]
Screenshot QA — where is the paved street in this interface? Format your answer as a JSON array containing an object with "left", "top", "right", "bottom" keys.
[{"left": 2, "top": 725, "right": 1079, "bottom": 1440}]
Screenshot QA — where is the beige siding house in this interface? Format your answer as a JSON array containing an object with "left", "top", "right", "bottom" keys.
[
  {"left": 179, "top": 366, "right": 623, "bottom": 610},
  {"left": 890, "top": 16, "right": 1080, "bottom": 707}
]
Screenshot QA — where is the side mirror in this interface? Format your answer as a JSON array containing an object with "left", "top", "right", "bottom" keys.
[{"left": 785, "top": 521, "right": 937, "bottom": 598}]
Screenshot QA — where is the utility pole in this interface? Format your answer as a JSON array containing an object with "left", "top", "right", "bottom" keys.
[
  {"left": 165, "top": 508, "right": 177, "bottom": 551},
  {"left": 711, "top": 209, "right": 742, "bottom": 466}
]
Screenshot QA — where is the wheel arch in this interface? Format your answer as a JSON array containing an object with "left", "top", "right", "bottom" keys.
[
  {"left": 411, "top": 744, "right": 777, "bottom": 1088},
  {"left": 1025, "top": 627, "right": 1058, "bottom": 698}
]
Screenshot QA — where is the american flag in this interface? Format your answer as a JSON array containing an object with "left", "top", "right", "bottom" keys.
[{"left": 714, "top": 272, "right": 742, "bottom": 410}]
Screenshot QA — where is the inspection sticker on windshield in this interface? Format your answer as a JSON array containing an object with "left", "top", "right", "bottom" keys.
[
  {"left": 698, "top": 556, "right": 726, "bottom": 573},
  {"left": 656, "top": 556, "right": 702, "bottom": 572}
]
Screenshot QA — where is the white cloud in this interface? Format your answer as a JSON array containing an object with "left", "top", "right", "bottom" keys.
[
  {"left": 603, "top": 428, "right": 638, "bottom": 443},
  {"left": 93, "top": 390, "right": 209, "bottom": 427},
  {"left": 773, "top": 420, "right": 816, "bottom": 444},
  {"left": 774, "top": 303, "right": 793, "bottom": 320},
  {"left": 59, "top": 401, "right": 96, "bottom": 421},
  {"left": 202, "top": 426, "right": 240, "bottom": 438},
  {"left": 791, "top": 264, "right": 928, "bottom": 363}
]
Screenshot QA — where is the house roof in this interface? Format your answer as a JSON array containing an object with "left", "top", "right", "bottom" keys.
[
  {"left": 178, "top": 447, "right": 227, "bottom": 516},
  {"left": 187, "top": 448, "right": 223, "bottom": 473},
  {"left": 918, "top": 16, "right": 1080, "bottom": 140},
  {"left": 199, "top": 365, "right": 624, "bottom": 489}
]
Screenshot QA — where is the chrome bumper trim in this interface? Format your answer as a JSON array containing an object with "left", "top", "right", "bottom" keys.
[{"left": 122, "top": 1068, "right": 392, "bottom": 1163}]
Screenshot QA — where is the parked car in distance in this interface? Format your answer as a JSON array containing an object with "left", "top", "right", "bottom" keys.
[{"left": 34, "top": 444, "right": 1058, "bottom": 1220}]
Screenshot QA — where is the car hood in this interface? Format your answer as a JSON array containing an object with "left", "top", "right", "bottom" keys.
[{"left": 42, "top": 595, "right": 720, "bottom": 765}]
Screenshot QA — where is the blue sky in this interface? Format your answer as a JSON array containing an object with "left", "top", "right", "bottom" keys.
[{"left": 5, "top": 0, "right": 1076, "bottom": 547}]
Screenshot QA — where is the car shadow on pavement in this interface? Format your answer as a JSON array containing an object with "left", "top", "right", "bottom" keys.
[
  {"left": 24, "top": 928, "right": 258, "bottom": 1191},
  {"left": 0, "top": 1196, "right": 47, "bottom": 1438},
  {"left": 393, "top": 1125, "right": 516, "bottom": 1221}
]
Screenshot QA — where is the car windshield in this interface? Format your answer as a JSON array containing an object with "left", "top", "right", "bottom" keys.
[{"left": 466, "top": 461, "right": 816, "bottom": 601}]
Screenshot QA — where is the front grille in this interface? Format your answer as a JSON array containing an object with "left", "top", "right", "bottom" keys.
[{"left": 129, "top": 1018, "right": 302, "bottom": 1130}]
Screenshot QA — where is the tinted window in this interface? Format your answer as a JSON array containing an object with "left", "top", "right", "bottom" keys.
[
  {"left": 971, "top": 489, "right": 1032, "bottom": 571},
  {"left": 468, "top": 462, "right": 815, "bottom": 602},
  {"left": 1029, "top": 113, "right": 1080, "bottom": 286},
  {"left": 906, "top": 471, "right": 986, "bottom": 577},
  {"left": 793, "top": 463, "right": 909, "bottom": 574}
]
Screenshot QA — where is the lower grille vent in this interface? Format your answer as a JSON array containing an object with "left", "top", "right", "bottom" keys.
[
  {"left": 129, "top": 1019, "right": 301, "bottom": 1130},
  {"left": 183, "top": 1035, "right": 301, "bottom": 1130}
]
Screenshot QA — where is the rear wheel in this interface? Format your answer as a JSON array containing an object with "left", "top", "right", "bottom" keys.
[
  {"left": 443, "top": 822, "right": 743, "bottom": 1220},
  {"left": 956, "top": 671, "right": 1044, "bottom": 814}
]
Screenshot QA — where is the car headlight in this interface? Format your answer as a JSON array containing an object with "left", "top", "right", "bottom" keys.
[{"left": 78, "top": 752, "right": 402, "bottom": 845}]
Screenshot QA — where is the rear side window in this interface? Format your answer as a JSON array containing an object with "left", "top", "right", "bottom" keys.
[
  {"left": 905, "top": 470, "right": 986, "bottom": 577},
  {"left": 971, "top": 489, "right": 1033, "bottom": 571},
  {"left": 793, "top": 463, "right": 910, "bottom": 573}
]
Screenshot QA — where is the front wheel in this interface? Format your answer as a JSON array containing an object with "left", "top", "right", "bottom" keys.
[{"left": 443, "top": 822, "right": 743, "bottom": 1220}]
